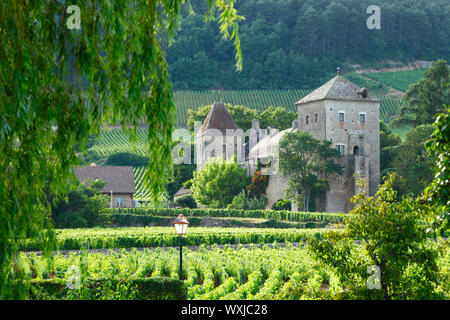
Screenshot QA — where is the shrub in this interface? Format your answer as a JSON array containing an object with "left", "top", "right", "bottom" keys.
[
  {"left": 105, "top": 152, "right": 149, "bottom": 167},
  {"left": 228, "top": 190, "right": 267, "bottom": 210},
  {"left": 272, "top": 199, "right": 291, "bottom": 211},
  {"left": 175, "top": 195, "right": 197, "bottom": 209},
  {"left": 51, "top": 179, "right": 109, "bottom": 228},
  {"left": 191, "top": 158, "right": 250, "bottom": 208}
]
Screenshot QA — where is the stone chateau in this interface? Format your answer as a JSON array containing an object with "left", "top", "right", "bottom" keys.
[{"left": 195, "top": 71, "right": 381, "bottom": 213}]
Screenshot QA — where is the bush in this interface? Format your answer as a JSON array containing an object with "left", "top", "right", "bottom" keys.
[
  {"left": 51, "top": 179, "right": 109, "bottom": 228},
  {"left": 228, "top": 190, "right": 267, "bottom": 210},
  {"left": 106, "top": 207, "right": 345, "bottom": 224},
  {"left": 105, "top": 152, "right": 149, "bottom": 167},
  {"left": 191, "top": 158, "right": 250, "bottom": 208},
  {"left": 272, "top": 199, "right": 291, "bottom": 211},
  {"left": 175, "top": 195, "right": 197, "bottom": 209}
]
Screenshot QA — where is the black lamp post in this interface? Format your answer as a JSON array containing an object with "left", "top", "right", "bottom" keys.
[{"left": 173, "top": 214, "right": 189, "bottom": 280}]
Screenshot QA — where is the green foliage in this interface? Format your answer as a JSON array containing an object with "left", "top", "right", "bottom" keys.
[
  {"left": 343, "top": 72, "right": 389, "bottom": 97},
  {"left": 423, "top": 104, "right": 450, "bottom": 233},
  {"left": 191, "top": 158, "right": 250, "bottom": 208},
  {"left": 228, "top": 190, "right": 267, "bottom": 210},
  {"left": 187, "top": 103, "right": 296, "bottom": 132},
  {"left": 175, "top": 195, "right": 197, "bottom": 209},
  {"left": 379, "top": 120, "right": 401, "bottom": 177},
  {"left": 0, "top": 0, "right": 243, "bottom": 298},
  {"left": 308, "top": 174, "right": 446, "bottom": 299},
  {"left": 187, "top": 104, "right": 258, "bottom": 131},
  {"left": 108, "top": 207, "right": 345, "bottom": 224},
  {"left": 279, "top": 131, "right": 342, "bottom": 211},
  {"left": 177, "top": 90, "right": 405, "bottom": 127},
  {"left": 105, "top": 153, "right": 149, "bottom": 167},
  {"left": 21, "top": 227, "right": 327, "bottom": 251},
  {"left": 363, "top": 69, "right": 426, "bottom": 92},
  {"left": 21, "top": 244, "right": 450, "bottom": 300},
  {"left": 259, "top": 106, "right": 297, "bottom": 130},
  {"left": 51, "top": 179, "right": 109, "bottom": 229},
  {"left": 168, "top": 0, "right": 449, "bottom": 91},
  {"left": 29, "top": 278, "right": 186, "bottom": 300},
  {"left": 166, "top": 164, "right": 196, "bottom": 199},
  {"left": 272, "top": 199, "right": 292, "bottom": 211},
  {"left": 399, "top": 60, "right": 450, "bottom": 126},
  {"left": 391, "top": 125, "right": 435, "bottom": 197}
]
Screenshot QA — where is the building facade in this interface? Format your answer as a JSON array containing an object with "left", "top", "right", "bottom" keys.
[
  {"left": 74, "top": 165, "right": 136, "bottom": 208},
  {"left": 194, "top": 72, "right": 380, "bottom": 213}
]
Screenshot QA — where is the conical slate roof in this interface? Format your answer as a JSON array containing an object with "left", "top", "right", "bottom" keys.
[
  {"left": 296, "top": 75, "right": 380, "bottom": 105},
  {"left": 201, "top": 102, "right": 239, "bottom": 134}
]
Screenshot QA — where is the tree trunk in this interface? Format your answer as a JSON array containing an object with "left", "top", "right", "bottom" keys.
[{"left": 304, "top": 188, "right": 311, "bottom": 212}]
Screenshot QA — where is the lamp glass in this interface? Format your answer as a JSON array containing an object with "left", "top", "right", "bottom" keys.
[{"left": 174, "top": 222, "right": 188, "bottom": 235}]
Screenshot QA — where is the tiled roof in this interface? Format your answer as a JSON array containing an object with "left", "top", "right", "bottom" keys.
[
  {"left": 174, "top": 187, "right": 191, "bottom": 197},
  {"left": 74, "top": 166, "right": 135, "bottom": 194},
  {"left": 296, "top": 75, "right": 380, "bottom": 104},
  {"left": 201, "top": 102, "right": 239, "bottom": 134}
]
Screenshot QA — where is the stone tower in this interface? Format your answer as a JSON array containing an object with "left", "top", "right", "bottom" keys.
[
  {"left": 295, "top": 71, "right": 380, "bottom": 213},
  {"left": 195, "top": 102, "right": 243, "bottom": 170}
]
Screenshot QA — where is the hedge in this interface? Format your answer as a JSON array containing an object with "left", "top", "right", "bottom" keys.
[
  {"left": 106, "top": 214, "right": 325, "bottom": 229},
  {"left": 21, "top": 228, "right": 327, "bottom": 251},
  {"left": 106, "top": 208, "right": 345, "bottom": 224},
  {"left": 28, "top": 278, "right": 186, "bottom": 300}
]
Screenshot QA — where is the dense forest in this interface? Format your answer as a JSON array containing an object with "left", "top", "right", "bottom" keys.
[{"left": 166, "top": 0, "right": 450, "bottom": 90}]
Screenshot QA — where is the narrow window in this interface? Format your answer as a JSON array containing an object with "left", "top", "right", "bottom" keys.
[
  {"left": 306, "top": 116, "right": 309, "bottom": 125},
  {"left": 314, "top": 114, "right": 318, "bottom": 122},
  {"left": 223, "top": 144, "right": 227, "bottom": 157},
  {"left": 336, "top": 145, "right": 345, "bottom": 156},
  {"left": 339, "top": 112, "right": 345, "bottom": 122},
  {"left": 360, "top": 114, "right": 366, "bottom": 123}
]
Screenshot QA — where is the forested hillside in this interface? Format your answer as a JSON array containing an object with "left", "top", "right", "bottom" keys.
[{"left": 166, "top": 0, "right": 450, "bottom": 90}]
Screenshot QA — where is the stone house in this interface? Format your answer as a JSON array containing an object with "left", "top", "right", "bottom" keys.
[
  {"left": 194, "top": 71, "right": 380, "bottom": 213},
  {"left": 74, "top": 165, "right": 136, "bottom": 208}
]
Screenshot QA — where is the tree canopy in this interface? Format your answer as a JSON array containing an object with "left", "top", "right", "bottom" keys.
[
  {"left": 399, "top": 60, "right": 449, "bottom": 125},
  {"left": 187, "top": 103, "right": 296, "bottom": 132},
  {"left": 309, "top": 174, "right": 445, "bottom": 300},
  {"left": 279, "top": 131, "right": 342, "bottom": 211},
  {"left": 168, "top": 0, "right": 450, "bottom": 90},
  {"left": 391, "top": 125, "right": 435, "bottom": 198},
  {"left": 191, "top": 158, "right": 250, "bottom": 208},
  {"left": 0, "top": 0, "right": 243, "bottom": 299}
]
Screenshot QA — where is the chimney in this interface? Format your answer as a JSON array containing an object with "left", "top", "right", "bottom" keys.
[
  {"left": 252, "top": 119, "right": 260, "bottom": 131},
  {"left": 358, "top": 88, "right": 368, "bottom": 99}
]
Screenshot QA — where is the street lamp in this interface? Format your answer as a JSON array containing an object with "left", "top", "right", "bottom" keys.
[{"left": 173, "top": 214, "right": 189, "bottom": 280}]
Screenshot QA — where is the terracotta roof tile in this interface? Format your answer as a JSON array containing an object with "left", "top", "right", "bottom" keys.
[{"left": 201, "top": 102, "right": 238, "bottom": 134}]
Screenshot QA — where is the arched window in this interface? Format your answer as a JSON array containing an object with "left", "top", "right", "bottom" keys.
[{"left": 353, "top": 146, "right": 360, "bottom": 155}]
